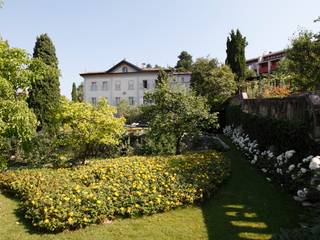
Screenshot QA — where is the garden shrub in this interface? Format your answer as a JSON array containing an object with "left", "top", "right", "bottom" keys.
[
  {"left": 0, "top": 151, "right": 230, "bottom": 232},
  {"left": 225, "top": 105, "right": 316, "bottom": 155}
]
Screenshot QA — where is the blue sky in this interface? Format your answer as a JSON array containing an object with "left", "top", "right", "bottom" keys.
[{"left": 0, "top": 0, "right": 319, "bottom": 98}]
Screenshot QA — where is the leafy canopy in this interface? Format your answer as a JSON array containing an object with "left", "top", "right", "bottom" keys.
[
  {"left": 191, "top": 57, "right": 237, "bottom": 111},
  {"left": 0, "top": 40, "right": 32, "bottom": 91},
  {"left": 143, "top": 74, "right": 218, "bottom": 154},
  {"left": 175, "top": 51, "right": 193, "bottom": 72},
  {"left": 58, "top": 98, "right": 125, "bottom": 158},
  {"left": 0, "top": 40, "right": 37, "bottom": 144},
  {"left": 279, "top": 30, "right": 320, "bottom": 91}
]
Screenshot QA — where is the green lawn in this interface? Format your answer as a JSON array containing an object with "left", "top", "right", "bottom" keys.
[{"left": 0, "top": 139, "right": 301, "bottom": 240}]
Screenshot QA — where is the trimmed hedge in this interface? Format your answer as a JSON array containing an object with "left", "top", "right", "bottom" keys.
[
  {"left": 225, "top": 105, "right": 316, "bottom": 155},
  {"left": 0, "top": 152, "right": 230, "bottom": 232}
]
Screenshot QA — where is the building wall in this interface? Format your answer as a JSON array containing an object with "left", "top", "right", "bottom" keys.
[
  {"left": 83, "top": 73, "right": 191, "bottom": 106},
  {"left": 240, "top": 94, "right": 320, "bottom": 141}
]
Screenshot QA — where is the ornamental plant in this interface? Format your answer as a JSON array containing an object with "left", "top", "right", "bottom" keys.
[
  {"left": 56, "top": 97, "right": 125, "bottom": 161},
  {"left": 0, "top": 152, "right": 230, "bottom": 232}
]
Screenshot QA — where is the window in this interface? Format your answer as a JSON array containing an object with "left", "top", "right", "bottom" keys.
[
  {"left": 181, "top": 77, "right": 184, "bottom": 82},
  {"left": 143, "top": 80, "right": 148, "bottom": 89},
  {"left": 122, "top": 66, "right": 128, "bottom": 73},
  {"left": 128, "top": 97, "right": 135, "bottom": 105},
  {"left": 115, "top": 97, "right": 121, "bottom": 105},
  {"left": 91, "top": 82, "right": 97, "bottom": 91},
  {"left": 91, "top": 97, "right": 97, "bottom": 106},
  {"left": 128, "top": 80, "right": 134, "bottom": 90},
  {"left": 115, "top": 81, "right": 121, "bottom": 90},
  {"left": 102, "top": 81, "right": 108, "bottom": 90}
]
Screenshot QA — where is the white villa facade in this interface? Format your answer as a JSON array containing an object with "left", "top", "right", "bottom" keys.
[{"left": 80, "top": 60, "right": 191, "bottom": 106}]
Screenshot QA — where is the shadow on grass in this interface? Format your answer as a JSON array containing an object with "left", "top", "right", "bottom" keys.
[{"left": 201, "top": 136, "right": 302, "bottom": 240}]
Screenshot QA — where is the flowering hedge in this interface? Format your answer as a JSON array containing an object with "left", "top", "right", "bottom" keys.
[
  {"left": 0, "top": 152, "right": 230, "bottom": 232},
  {"left": 223, "top": 125, "right": 320, "bottom": 203}
]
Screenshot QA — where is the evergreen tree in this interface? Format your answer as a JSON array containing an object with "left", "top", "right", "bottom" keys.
[
  {"left": 225, "top": 29, "right": 247, "bottom": 82},
  {"left": 33, "top": 34, "right": 58, "bottom": 68},
  {"left": 76, "top": 82, "right": 84, "bottom": 102},
  {"left": 28, "top": 34, "right": 60, "bottom": 132},
  {"left": 71, "top": 82, "right": 78, "bottom": 102},
  {"left": 175, "top": 51, "right": 193, "bottom": 72}
]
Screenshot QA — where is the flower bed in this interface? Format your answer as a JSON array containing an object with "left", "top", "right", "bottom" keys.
[
  {"left": 223, "top": 125, "right": 320, "bottom": 203},
  {"left": 0, "top": 152, "right": 230, "bottom": 232}
]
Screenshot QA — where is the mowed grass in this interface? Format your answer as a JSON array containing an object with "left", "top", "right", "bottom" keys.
[{"left": 0, "top": 139, "right": 301, "bottom": 240}]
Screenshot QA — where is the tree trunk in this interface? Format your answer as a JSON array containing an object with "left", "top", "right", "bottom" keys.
[{"left": 175, "top": 136, "right": 182, "bottom": 155}]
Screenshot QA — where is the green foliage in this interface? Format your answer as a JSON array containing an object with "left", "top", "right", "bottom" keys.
[
  {"left": 28, "top": 59, "right": 60, "bottom": 132},
  {"left": 191, "top": 57, "right": 237, "bottom": 111},
  {"left": 242, "top": 73, "right": 292, "bottom": 98},
  {"left": 225, "top": 105, "right": 315, "bottom": 154},
  {"left": 0, "top": 39, "right": 39, "bottom": 166},
  {"left": 116, "top": 100, "right": 145, "bottom": 124},
  {"left": 279, "top": 30, "right": 320, "bottom": 91},
  {"left": 0, "top": 152, "right": 230, "bottom": 232},
  {"left": 135, "top": 130, "right": 176, "bottom": 155},
  {"left": 225, "top": 29, "right": 247, "bottom": 82},
  {"left": 71, "top": 82, "right": 78, "bottom": 102},
  {"left": 57, "top": 98, "right": 125, "bottom": 160},
  {"left": 0, "top": 39, "right": 32, "bottom": 90},
  {"left": 21, "top": 133, "right": 64, "bottom": 167},
  {"left": 33, "top": 33, "right": 58, "bottom": 68},
  {"left": 28, "top": 34, "right": 60, "bottom": 132},
  {"left": 155, "top": 69, "right": 169, "bottom": 86},
  {"left": 76, "top": 82, "right": 84, "bottom": 102},
  {"left": 0, "top": 100, "right": 37, "bottom": 143},
  {"left": 175, "top": 51, "right": 193, "bottom": 72},
  {"left": 0, "top": 76, "right": 14, "bottom": 100},
  {"left": 144, "top": 79, "right": 218, "bottom": 154}
]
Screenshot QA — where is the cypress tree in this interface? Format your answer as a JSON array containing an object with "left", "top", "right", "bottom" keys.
[
  {"left": 76, "top": 82, "right": 84, "bottom": 102},
  {"left": 71, "top": 82, "right": 78, "bottom": 102},
  {"left": 28, "top": 33, "right": 60, "bottom": 132},
  {"left": 225, "top": 29, "right": 247, "bottom": 82}
]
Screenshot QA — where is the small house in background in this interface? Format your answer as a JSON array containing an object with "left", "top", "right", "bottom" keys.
[
  {"left": 80, "top": 59, "right": 191, "bottom": 106},
  {"left": 246, "top": 50, "right": 286, "bottom": 76}
]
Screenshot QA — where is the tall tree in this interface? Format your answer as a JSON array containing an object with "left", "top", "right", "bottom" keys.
[
  {"left": 191, "top": 57, "right": 237, "bottom": 111},
  {"left": 76, "top": 82, "right": 84, "bottom": 102},
  {"left": 278, "top": 30, "right": 320, "bottom": 91},
  {"left": 175, "top": 51, "right": 193, "bottom": 72},
  {"left": 225, "top": 29, "right": 247, "bottom": 82},
  {"left": 28, "top": 34, "right": 60, "bottom": 132},
  {"left": 33, "top": 33, "right": 58, "bottom": 68},
  {"left": 71, "top": 82, "right": 77, "bottom": 102}
]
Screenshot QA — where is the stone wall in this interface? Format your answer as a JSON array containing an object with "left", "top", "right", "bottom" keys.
[{"left": 238, "top": 93, "right": 320, "bottom": 141}]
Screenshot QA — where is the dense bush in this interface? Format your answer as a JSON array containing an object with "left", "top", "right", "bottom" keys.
[
  {"left": 0, "top": 152, "right": 230, "bottom": 232},
  {"left": 56, "top": 98, "right": 125, "bottom": 162},
  {"left": 225, "top": 105, "right": 316, "bottom": 155}
]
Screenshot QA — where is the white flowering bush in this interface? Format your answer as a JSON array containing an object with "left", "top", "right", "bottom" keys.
[{"left": 223, "top": 125, "right": 320, "bottom": 203}]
